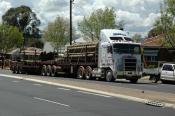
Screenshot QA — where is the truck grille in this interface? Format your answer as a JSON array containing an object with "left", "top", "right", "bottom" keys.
[{"left": 124, "top": 58, "right": 137, "bottom": 71}]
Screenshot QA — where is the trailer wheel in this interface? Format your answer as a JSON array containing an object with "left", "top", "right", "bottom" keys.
[
  {"left": 18, "top": 66, "right": 22, "bottom": 74},
  {"left": 41, "top": 65, "right": 47, "bottom": 76},
  {"left": 46, "top": 65, "right": 52, "bottom": 76},
  {"left": 77, "top": 66, "right": 85, "bottom": 79},
  {"left": 85, "top": 66, "right": 92, "bottom": 80},
  {"left": 106, "top": 70, "right": 115, "bottom": 82},
  {"left": 51, "top": 65, "right": 57, "bottom": 77},
  {"left": 15, "top": 66, "right": 20, "bottom": 74},
  {"left": 12, "top": 66, "right": 16, "bottom": 73}
]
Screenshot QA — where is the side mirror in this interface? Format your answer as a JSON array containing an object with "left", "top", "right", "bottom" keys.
[{"left": 107, "top": 46, "right": 112, "bottom": 53}]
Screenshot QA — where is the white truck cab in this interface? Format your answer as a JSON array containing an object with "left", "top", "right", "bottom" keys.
[
  {"left": 160, "top": 63, "right": 175, "bottom": 83},
  {"left": 93, "top": 29, "right": 142, "bottom": 83}
]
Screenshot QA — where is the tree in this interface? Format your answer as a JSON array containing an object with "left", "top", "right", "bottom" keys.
[
  {"left": 0, "top": 24, "right": 23, "bottom": 53},
  {"left": 2, "top": 5, "right": 32, "bottom": 32},
  {"left": 78, "top": 7, "right": 117, "bottom": 41},
  {"left": 148, "top": 27, "right": 163, "bottom": 38},
  {"left": 2, "top": 5, "right": 42, "bottom": 47},
  {"left": 132, "top": 34, "right": 142, "bottom": 42},
  {"left": 153, "top": 0, "right": 175, "bottom": 47},
  {"left": 44, "top": 16, "right": 71, "bottom": 52}
]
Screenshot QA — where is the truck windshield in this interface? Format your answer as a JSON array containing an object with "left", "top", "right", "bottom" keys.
[
  {"left": 124, "top": 37, "right": 133, "bottom": 42},
  {"left": 113, "top": 44, "right": 141, "bottom": 54},
  {"left": 110, "top": 37, "right": 123, "bottom": 41}
]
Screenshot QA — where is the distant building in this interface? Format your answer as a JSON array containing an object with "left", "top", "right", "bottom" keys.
[
  {"left": 142, "top": 35, "right": 175, "bottom": 67},
  {"left": 141, "top": 35, "right": 164, "bottom": 65}
]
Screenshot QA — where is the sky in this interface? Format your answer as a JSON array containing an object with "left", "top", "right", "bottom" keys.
[{"left": 0, "top": 0, "right": 162, "bottom": 37}]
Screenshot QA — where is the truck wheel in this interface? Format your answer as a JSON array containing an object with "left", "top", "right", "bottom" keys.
[
  {"left": 15, "top": 66, "right": 19, "bottom": 74},
  {"left": 149, "top": 75, "right": 159, "bottom": 83},
  {"left": 106, "top": 70, "right": 114, "bottom": 82},
  {"left": 51, "top": 65, "right": 57, "bottom": 77},
  {"left": 129, "top": 78, "right": 138, "bottom": 83},
  {"left": 77, "top": 66, "right": 85, "bottom": 79},
  {"left": 41, "top": 65, "right": 47, "bottom": 76},
  {"left": 85, "top": 66, "right": 92, "bottom": 80},
  {"left": 47, "top": 65, "right": 52, "bottom": 76},
  {"left": 12, "top": 66, "right": 16, "bottom": 73}
]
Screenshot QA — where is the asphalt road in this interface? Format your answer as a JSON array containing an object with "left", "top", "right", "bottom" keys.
[{"left": 0, "top": 76, "right": 174, "bottom": 116}]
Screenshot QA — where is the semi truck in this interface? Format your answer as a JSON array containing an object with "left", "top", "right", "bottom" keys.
[{"left": 11, "top": 29, "right": 142, "bottom": 83}]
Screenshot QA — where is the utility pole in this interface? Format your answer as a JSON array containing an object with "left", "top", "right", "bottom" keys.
[{"left": 70, "top": 0, "right": 74, "bottom": 45}]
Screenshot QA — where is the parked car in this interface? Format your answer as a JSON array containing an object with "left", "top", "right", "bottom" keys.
[{"left": 160, "top": 63, "right": 175, "bottom": 83}]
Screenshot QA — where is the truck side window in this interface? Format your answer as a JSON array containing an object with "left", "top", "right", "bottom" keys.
[{"left": 107, "top": 46, "right": 112, "bottom": 53}]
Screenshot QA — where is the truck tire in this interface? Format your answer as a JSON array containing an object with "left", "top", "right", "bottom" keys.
[
  {"left": 77, "top": 66, "right": 85, "bottom": 79},
  {"left": 41, "top": 65, "right": 47, "bottom": 76},
  {"left": 12, "top": 66, "right": 16, "bottom": 73},
  {"left": 46, "top": 65, "right": 52, "bottom": 76},
  {"left": 51, "top": 65, "right": 57, "bottom": 77},
  {"left": 149, "top": 75, "right": 160, "bottom": 83},
  {"left": 106, "top": 70, "right": 114, "bottom": 82},
  {"left": 15, "top": 66, "right": 19, "bottom": 74},
  {"left": 85, "top": 66, "right": 92, "bottom": 80},
  {"left": 129, "top": 78, "right": 138, "bottom": 83}
]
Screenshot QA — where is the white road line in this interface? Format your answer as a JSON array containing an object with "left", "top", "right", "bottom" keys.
[
  {"left": 57, "top": 88, "right": 71, "bottom": 91},
  {"left": 77, "top": 91, "right": 112, "bottom": 98},
  {"left": 33, "top": 97, "right": 70, "bottom": 107},
  {"left": 12, "top": 80, "right": 20, "bottom": 83},
  {"left": 33, "top": 83, "right": 42, "bottom": 86}
]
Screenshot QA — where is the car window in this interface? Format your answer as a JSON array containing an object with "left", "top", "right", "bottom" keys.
[
  {"left": 173, "top": 65, "right": 175, "bottom": 70},
  {"left": 162, "top": 64, "right": 174, "bottom": 71}
]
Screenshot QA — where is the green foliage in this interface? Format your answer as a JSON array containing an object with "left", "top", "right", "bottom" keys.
[
  {"left": 152, "top": 0, "right": 175, "bottom": 47},
  {"left": 44, "top": 16, "right": 71, "bottom": 52},
  {"left": 132, "top": 34, "right": 142, "bottom": 42},
  {"left": 148, "top": 27, "right": 163, "bottom": 38},
  {"left": 0, "top": 24, "right": 23, "bottom": 53},
  {"left": 2, "top": 5, "right": 41, "bottom": 48},
  {"left": 78, "top": 7, "right": 117, "bottom": 41},
  {"left": 2, "top": 5, "right": 32, "bottom": 31}
]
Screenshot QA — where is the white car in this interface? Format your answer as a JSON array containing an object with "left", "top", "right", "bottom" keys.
[{"left": 160, "top": 63, "right": 175, "bottom": 83}]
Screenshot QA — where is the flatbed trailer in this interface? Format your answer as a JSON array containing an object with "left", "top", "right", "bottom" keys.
[{"left": 11, "top": 43, "right": 98, "bottom": 78}]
